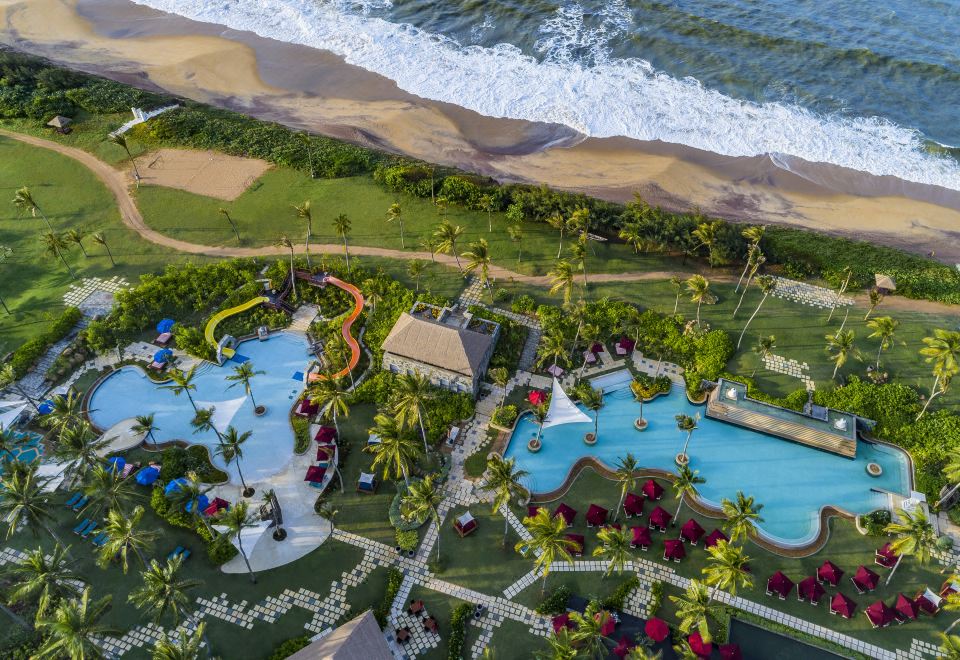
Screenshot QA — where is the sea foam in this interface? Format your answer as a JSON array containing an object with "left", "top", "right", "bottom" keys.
[{"left": 130, "top": 0, "right": 960, "bottom": 192}]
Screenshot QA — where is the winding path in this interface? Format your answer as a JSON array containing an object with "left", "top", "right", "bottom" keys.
[{"left": 2, "top": 129, "right": 956, "bottom": 316}]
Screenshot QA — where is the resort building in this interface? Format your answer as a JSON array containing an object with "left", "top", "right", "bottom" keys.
[
  {"left": 381, "top": 301, "right": 500, "bottom": 396},
  {"left": 287, "top": 610, "right": 392, "bottom": 659}
]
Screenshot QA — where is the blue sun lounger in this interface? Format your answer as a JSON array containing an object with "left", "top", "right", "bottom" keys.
[
  {"left": 80, "top": 521, "right": 98, "bottom": 539},
  {"left": 167, "top": 546, "right": 184, "bottom": 561},
  {"left": 72, "top": 496, "right": 89, "bottom": 512},
  {"left": 179, "top": 549, "right": 191, "bottom": 561},
  {"left": 72, "top": 519, "right": 92, "bottom": 535},
  {"left": 64, "top": 493, "right": 83, "bottom": 508},
  {"left": 91, "top": 532, "right": 108, "bottom": 547}
]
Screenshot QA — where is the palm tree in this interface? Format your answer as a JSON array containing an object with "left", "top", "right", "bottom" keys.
[
  {"left": 569, "top": 600, "right": 613, "bottom": 658},
  {"left": 40, "top": 231, "right": 76, "bottom": 278},
  {"left": 684, "top": 275, "right": 712, "bottom": 326},
  {"left": 66, "top": 228, "right": 89, "bottom": 257},
  {"left": 732, "top": 248, "right": 766, "bottom": 318},
  {"left": 937, "top": 632, "right": 960, "bottom": 660},
  {"left": 462, "top": 238, "right": 493, "bottom": 297},
  {"left": 214, "top": 500, "right": 259, "bottom": 583},
  {"left": 917, "top": 329, "right": 960, "bottom": 419},
  {"left": 866, "top": 316, "right": 899, "bottom": 370},
  {"left": 216, "top": 426, "right": 254, "bottom": 497},
  {"left": 226, "top": 362, "right": 265, "bottom": 415},
  {"left": 161, "top": 365, "right": 200, "bottom": 413},
  {"left": 882, "top": 507, "right": 936, "bottom": 586},
  {"left": 626, "top": 646, "right": 663, "bottom": 660},
  {"left": 3, "top": 544, "right": 85, "bottom": 623},
  {"left": 580, "top": 386, "right": 603, "bottom": 439},
  {"left": 536, "top": 330, "right": 570, "bottom": 370},
  {"left": 826, "top": 268, "right": 853, "bottom": 323},
  {"left": 294, "top": 200, "right": 313, "bottom": 264},
  {"left": 675, "top": 414, "right": 698, "bottom": 458},
  {"left": 392, "top": 372, "right": 433, "bottom": 452},
  {"left": 400, "top": 473, "right": 444, "bottom": 561},
  {"left": 168, "top": 472, "right": 215, "bottom": 537},
  {"left": 12, "top": 186, "right": 52, "bottom": 230},
  {"left": 825, "top": 329, "right": 859, "bottom": 379},
  {"left": 619, "top": 222, "right": 657, "bottom": 254},
  {"left": 434, "top": 220, "right": 465, "bottom": 272},
  {"left": 720, "top": 492, "right": 764, "bottom": 544},
  {"left": 508, "top": 224, "right": 524, "bottom": 263},
  {"left": 407, "top": 259, "right": 426, "bottom": 293},
  {"left": 480, "top": 194, "right": 495, "bottom": 232},
  {"left": 570, "top": 238, "right": 588, "bottom": 289},
  {"left": 152, "top": 622, "right": 206, "bottom": 660},
  {"left": 90, "top": 232, "right": 115, "bottom": 267},
  {"left": 516, "top": 507, "right": 577, "bottom": 595},
  {"left": 129, "top": 557, "right": 204, "bottom": 632},
  {"left": 54, "top": 422, "right": 109, "bottom": 482},
  {"left": 592, "top": 526, "right": 631, "bottom": 577},
  {"left": 0, "top": 245, "right": 12, "bottom": 314},
  {"left": 275, "top": 235, "right": 297, "bottom": 297},
  {"left": 736, "top": 275, "right": 776, "bottom": 349},
  {"left": 865, "top": 289, "right": 884, "bottom": 320},
  {"left": 364, "top": 413, "right": 419, "bottom": 487},
  {"left": 529, "top": 402, "right": 550, "bottom": 447},
  {"left": 83, "top": 464, "right": 139, "bottom": 517},
  {"left": 692, "top": 220, "right": 723, "bottom": 267},
  {"left": 670, "top": 580, "right": 716, "bottom": 643},
  {"left": 546, "top": 212, "right": 568, "bottom": 258},
  {"left": 420, "top": 235, "right": 441, "bottom": 263},
  {"left": 548, "top": 260, "right": 576, "bottom": 305},
  {"left": 218, "top": 207, "right": 240, "bottom": 245},
  {"left": 41, "top": 391, "right": 85, "bottom": 434},
  {"left": 434, "top": 195, "right": 449, "bottom": 218},
  {"left": 387, "top": 203, "right": 405, "bottom": 248},
  {"left": 702, "top": 539, "right": 752, "bottom": 604},
  {"left": 752, "top": 335, "right": 776, "bottom": 376},
  {"left": 332, "top": 213, "right": 352, "bottom": 267},
  {"left": 133, "top": 414, "right": 160, "bottom": 449},
  {"left": 34, "top": 588, "right": 117, "bottom": 660},
  {"left": 612, "top": 453, "right": 638, "bottom": 521},
  {"left": 316, "top": 499, "right": 339, "bottom": 534},
  {"left": 537, "top": 627, "right": 578, "bottom": 660},
  {"left": 190, "top": 406, "right": 222, "bottom": 444},
  {"left": 489, "top": 367, "right": 510, "bottom": 411},
  {"left": 98, "top": 505, "right": 158, "bottom": 573},
  {"left": 307, "top": 376, "right": 350, "bottom": 437},
  {"left": 482, "top": 454, "right": 529, "bottom": 545},
  {"left": 735, "top": 226, "right": 765, "bottom": 292},
  {"left": 108, "top": 132, "right": 141, "bottom": 179},
  {"left": 672, "top": 465, "right": 705, "bottom": 524}
]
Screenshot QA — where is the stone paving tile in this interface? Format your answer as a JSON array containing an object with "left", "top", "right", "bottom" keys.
[{"left": 770, "top": 276, "right": 854, "bottom": 310}]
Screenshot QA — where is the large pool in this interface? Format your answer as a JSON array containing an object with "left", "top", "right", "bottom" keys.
[
  {"left": 504, "top": 385, "right": 911, "bottom": 545},
  {"left": 89, "top": 332, "right": 311, "bottom": 483}
]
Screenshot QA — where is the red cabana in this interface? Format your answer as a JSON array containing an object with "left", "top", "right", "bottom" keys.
[
  {"left": 865, "top": 600, "right": 897, "bottom": 628},
  {"left": 586, "top": 504, "right": 608, "bottom": 527},
  {"left": 314, "top": 426, "right": 336, "bottom": 443},
  {"left": 591, "top": 342, "right": 604, "bottom": 354},
  {"left": 852, "top": 565, "right": 880, "bottom": 594},
  {"left": 644, "top": 617, "right": 669, "bottom": 642},
  {"left": 294, "top": 398, "right": 319, "bottom": 417},
  {"left": 817, "top": 560, "right": 844, "bottom": 586},
  {"left": 642, "top": 479, "right": 664, "bottom": 500},
  {"left": 663, "top": 539, "right": 686, "bottom": 562},
  {"left": 623, "top": 492, "right": 644, "bottom": 518},
  {"left": 551, "top": 613, "right": 574, "bottom": 633},
  {"left": 528, "top": 505, "right": 544, "bottom": 519},
  {"left": 766, "top": 571, "right": 794, "bottom": 599},
  {"left": 630, "top": 526, "right": 652, "bottom": 550},
  {"left": 719, "top": 643, "right": 743, "bottom": 660},
  {"left": 203, "top": 497, "right": 230, "bottom": 517},
  {"left": 680, "top": 519, "right": 705, "bottom": 545},
  {"left": 687, "top": 631, "right": 712, "bottom": 658},
  {"left": 565, "top": 534, "right": 585, "bottom": 557},
  {"left": 648, "top": 506, "right": 672, "bottom": 531},
  {"left": 942, "top": 580, "right": 960, "bottom": 598},
  {"left": 316, "top": 445, "right": 334, "bottom": 461},
  {"left": 617, "top": 337, "right": 636, "bottom": 352},
  {"left": 303, "top": 465, "right": 326, "bottom": 483},
  {"left": 553, "top": 503, "right": 577, "bottom": 526},
  {"left": 528, "top": 390, "right": 546, "bottom": 406},
  {"left": 915, "top": 589, "right": 941, "bottom": 615},
  {"left": 830, "top": 592, "right": 857, "bottom": 618},
  {"left": 704, "top": 528, "right": 729, "bottom": 549},
  {"left": 797, "top": 576, "right": 825, "bottom": 604},
  {"left": 598, "top": 613, "right": 616, "bottom": 636},
  {"left": 876, "top": 542, "right": 898, "bottom": 568},
  {"left": 895, "top": 593, "right": 919, "bottom": 621}
]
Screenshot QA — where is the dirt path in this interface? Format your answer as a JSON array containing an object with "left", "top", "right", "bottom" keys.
[{"left": 3, "top": 129, "right": 957, "bottom": 317}]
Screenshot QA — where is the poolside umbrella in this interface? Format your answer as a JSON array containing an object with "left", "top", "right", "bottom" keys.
[
  {"left": 817, "top": 560, "right": 844, "bottom": 586},
  {"left": 37, "top": 400, "right": 54, "bottom": 415},
  {"left": 680, "top": 518, "right": 705, "bottom": 544},
  {"left": 623, "top": 492, "right": 644, "bottom": 517},
  {"left": 704, "top": 528, "right": 728, "bottom": 548},
  {"left": 876, "top": 542, "right": 898, "bottom": 567},
  {"left": 797, "top": 576, "right": 825, "bottom": 604},
  {"left": 528, "top": 390, "right": 546, "bottom": 406},
  {"left": 551, "top": 613, "right": 573, "bottom": 633},
  {"left": 865, "top": 600, "right": 897, "bottom": 627},
  {"left": 830, "top": 592, "right": 857, "bottom": 618},
  {"left": 630, "top": 526, "right": 651, "bottom": 548},
  {"left": 687, "top": 631, "right": 712, "bottom": 658},
  {"left": 586, "top": 504, "right": 608, "bottom": 527},
  {"left": 663, "top": 539, "right": 686, "bottom": 561},
  {"left": 718, "top": 643, "right": 743, "bottom": 660},
  {"left": 203, "top": 497, "right": 229, "bottom": 517},
  {"left": 314, "top": 426, "right": 336, "bottom": 443},
  {"left": 553, "top": 503, "right": 577, "bottom": 526},
  {"left": 564, "top": 533, "right": 585, "bottom": 556},
  {"left": 766, "top": 571, "right": 794, "bottom": 599},
  {"left": 106, "top": 456, "right": 126, "bottom": 474},
  {"left": 156, "top": 318, "right": 175, "bottom": 333},
  {"left": 648, "top": 506, "right": 672, "bottom": 529},
  {"left": 164, "top": 477, "right": 187, "bottom": 496},
  {"left": 644, "top": 617, "right": 669, "bottom": 642},
  {"left": 642, "top": 479, "right": 664, "bottom": 500},
  {"left": 895, "top": 593, "right": 919, "bottom": 620},
  {"left": 612, "top": 636, "right": 633, "bottom": 659},
  {"left": 295, "top": 398, "right": 319, "bottom": 416},
  {"left": 316, "top": 445, "right": 334, "bottom": 462},
  {"left": 853, "top": 565, "right": 880, "bottom": 592},
  {"left": 304, "top": 465, "right": 326, "bottom": 483},
  {"left": 153, "top": 348, "right": 173, "bottom": 364},
  {"left": 598, "top": 613, "right": 616, "bottom": 637},
  {"left": 617, "top": 337, "right": 636, "bottom": 352},
  {"left": 185, "top": 494, "right": 209, "bottom": 514},
  {"left": 135, "top": 465, "right": 160, "bottom": 486},
  {"left": 590, "top": 342, "right": 604, "bottom": 354}
]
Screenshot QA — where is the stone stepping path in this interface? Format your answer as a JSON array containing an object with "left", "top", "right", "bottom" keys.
[{"left": 771, "top": 276, "right": 854, "bottom": 310}]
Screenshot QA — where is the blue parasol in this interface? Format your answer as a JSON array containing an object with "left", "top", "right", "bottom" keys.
[
  {"left": 135, "top": 465, "right": 160, "bottom": 486},
  {"left": 186, "top": 494, "right": 210, "bottom": 514},
  {"left": 164, "top": 477, "right": 187, "bottom": 497},
  {"left": 156, "top": 319, "right": 175, "bottom": 334},
  {"left": 107, "top": 456, "right": 126, "bottom": 473},
  {"left": 153, "top": 348, "right": 173, "bottom": 363},
  {"left": 37, "top": 400, "right": 54, "bottom": 415}
]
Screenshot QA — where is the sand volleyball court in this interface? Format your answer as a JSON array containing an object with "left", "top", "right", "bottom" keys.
[{"left": 135, "top": 148, "right": 270, "bottom": 200}]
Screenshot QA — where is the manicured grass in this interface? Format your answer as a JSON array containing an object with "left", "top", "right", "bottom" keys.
[
  {"left": 403, "top": 585, "right": 471, "bottom": 660},
  {"left": 485, "top": 617, "right": 546, "bottom": 658}
]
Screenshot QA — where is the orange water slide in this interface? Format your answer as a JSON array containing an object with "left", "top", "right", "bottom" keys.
[{"left": 307, "top": 275, "right": 364, "bottom": 381}]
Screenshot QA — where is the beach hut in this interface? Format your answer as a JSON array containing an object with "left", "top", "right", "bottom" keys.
[
  {"left": 687, "top": 631, "right": 712, "bottom": 658},
  {"left": 586, "top": 504, "right": 608, "bottom": 527},
  {"left": 648, "top": 506, "right": 672, "bottom": 531},
  {"left": 314, "top": 426, "right": 337, "bottom": 443},
  {"left": 528, "top": 390, "right": 546, "bottom": 406},
  {"left": 565, "top": 534, "right": 585, "bottom": 557},
  {"left": 704, "top": 528, "right": 728, "bottom": 549},
  {"left": 830, "top": 592, "right": 857, "bottom": 618},
  {"left": 895, "top": 594, "right": 919, "bottom": 621},
  {"left": 865, "top": 600, "right": 897, "bottom": 628},
  {"left": 454, "top": 512, "right": 477, "bottom": 537},
  {"left": 766, "top": 571, "right": 794, "bottom": 600},
  {"left": 642, "top": 479, "right": 664, "bottom": 500},
  {"left": 644, "top": 617, "right": 669, "bottom": 643},
  {"left": 629, "top": 526, "right": 651, "bottom": 550},
  {"left": 719, "top": 643, "right": 743, "bottom": 660},
  {"left": 817, "top": 560, "right": 844, "bottom": 586},
  {"left": 852, "top": 565, "right": 880, "bottom": 594},
  {"left": 294, "top": 398, "right": 319, "bottom": 417},
  {"left": 357, "top": 472, "right": 376, "bottom": 494},
  {"left": 797, "top": 576, "right": 825, "bottom": 605},
  {"left": 135, "top": 465, "right": 160, "bottom": 486},
  {"left": 915, "top": 588, "right": 941, "bottom": 615},
  {"left": 553, "top": 503, "right": 577, "bottom": 527},
  {"left": 304, "top": 465, "right": 326, "bottom": 484},
  {"left": 680, "top": 519, "right": 705, "bottom": 545},
  {"left": 551, "top": 613, "right": 573, "bottom": 633},
  {"left": 663, "top": 539, "right": 686, "bottom": 562},
  {"left": 623, "top": 492, "right": 644, "bottom": 518},
  {"left": 46, "top": 115, "right": 72, "bottom": 134}
]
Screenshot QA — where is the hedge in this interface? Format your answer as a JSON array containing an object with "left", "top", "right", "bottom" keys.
[
  {"left": 447, "top": 603, "right": 473, "bottom": 660},
  {"left": 374, "top": 567, "right": 404, "bottom": 626},
  {"left": 268, "top": 637, "right": 311, "bottom": 660},
  {"left": 600, "top": 575, "right": 639, "bottom": 611},
  {"left": 7, "top": 306, "right": 81, "bottom": 377},
  {"left": 536, "top": 585, "right": 571, "bottom": 615}
]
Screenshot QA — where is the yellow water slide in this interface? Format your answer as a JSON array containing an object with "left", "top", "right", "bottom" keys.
[{"left": 204, "top": 296, "right": 269, "bottom": 359}]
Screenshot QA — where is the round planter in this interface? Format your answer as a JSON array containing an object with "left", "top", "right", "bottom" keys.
[
  {"left": 634, "top": 418, "right": 648, "bottom": 431},
  {"left": 866, "top": 463, "right": 883, "bottom": 477},
  {"left": 407, "top": 550, "right": 416, "bottom": 558},
  {"left": 273, "top": 528, "right": 287, "bottom": 542},
  {"left": 254, "top": 405, "right": 267, "bottom": 417},
  {"left": 675, "top": 453, "right": 689, "bottom": 467},
  {"left": 527, "top": 438, "right": 542, "bottom": 453},
  {"left": 395, "top": 546, "right": 403, "bottom": 555},
  {"left": 584, "top": 432, "right": 597, "bottom": 445},
  {"left": 243, "top": 487, "right": 256, "bottom": 498}
]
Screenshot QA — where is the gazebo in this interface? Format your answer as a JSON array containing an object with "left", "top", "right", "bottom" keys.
[
  {"left": 894, "top": 593, "right": 919, "bottom": 621},
  {"left": 663, "top": 539, "right": 686, "bottom": 562},
  {"left": 454, "top": 511, "right": 477, "bottom": 537},
  {"left": 680, "top": 519, "right": 705, "bottom": 545},
  {"left": 46, "top": 115, "right": 72, "bottom": 134},
  {"left": 704, "top": 528, "right": 729, "bottom": 548},
  {"left": 586, "top": 504, "right": 608, "bottom": 527},
  {"left": 623, "top": 492, "right": 644, "bottom": 518},
  {"left": 565, "top": 534, "right": 585, "bottom": 557},
  {"left": 648, "top": 506, "right": 672, "bottom": 531},
  {"left": 553, "top": 503, "right": 577, "bottom": 527},
  {"left": 852, "top": 565, "right": 880, "bottom": 593},
  {"left": 865, "top": 600, "right": 897, "bottom": 628},
  {"left": 642, "top": 479, "right": 664, "bottom": 500},
  {"left": 830, "top": 592, "right": 857, "bottom": 618},
  {"left": 817, "top": 560, "right": 844, "bottom": 586},
  {"left": 766, "top": 571, "right": 794, "bottom": 600},
  {"left": 629, "top": 526, "right": 651, "bottom": 550},
  {"left": 797, "top": 576, "right": 825, "bottom": 605}
]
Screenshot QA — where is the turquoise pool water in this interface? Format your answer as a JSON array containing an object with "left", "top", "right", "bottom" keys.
[
  {"left": 504, "top": 385, "right": 911, "bottom": 545},
  {"left": 1, "top": 433, "right": 43, "bottom": 471},
  {"left": 89, "top": 332, "right": 311, "bottom": 484}
]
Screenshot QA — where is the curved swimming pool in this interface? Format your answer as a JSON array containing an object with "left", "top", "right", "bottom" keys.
[
  {"left": 89, "top": 332, "right": 311, "bottom": 483},
  {"left": 503, "top": 386, "right": 911, "bottom": 545}
]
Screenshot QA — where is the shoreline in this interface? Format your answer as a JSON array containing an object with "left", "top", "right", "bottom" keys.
[{"left": 3, "top": 0, "right": 960, "bottom": 262}]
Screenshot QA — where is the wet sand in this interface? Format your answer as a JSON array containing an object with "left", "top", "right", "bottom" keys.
[{"left": 3, "top": 0, "right": 960, "bottom": 262}]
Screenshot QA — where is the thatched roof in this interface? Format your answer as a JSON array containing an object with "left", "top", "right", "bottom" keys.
[
  {"left": 875, "top": 274, "right": 897, "bottom": 291},
  {"left": 46, "top": 115, "right": 72, "bottom": 128},
  {"left": 287, "top": 611, "right": 391, "bottom": 659},
  {"left": 382, "top": 312, "right": 493, "bottom": 377}
]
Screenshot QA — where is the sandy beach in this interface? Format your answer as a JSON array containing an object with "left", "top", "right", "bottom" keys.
[{"left": 3, "top": 0, "right": 960, "bottom": 262}]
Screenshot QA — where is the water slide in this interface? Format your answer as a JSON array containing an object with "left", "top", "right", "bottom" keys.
[
  {"left": 204, "top": 296, "right": 270, "bottom": 360},
  {"left": 307, "top": 275, "right": 364, "bottom": 381}
]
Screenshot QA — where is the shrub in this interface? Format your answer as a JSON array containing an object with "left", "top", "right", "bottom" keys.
[
  {"left": 649, "top": 581, "right": 664, "bottom": 616},
  {"left": 396, "top": 528, "right": 419, "bottom": 552},
  {"left": 7, "top": 307, "right": 81, "bottom": 378},
  {"left": 491, "top": 404, "right": 519, "bottom": 428},
  {"left": 268, "top": 637, "right": 311, "bottom": 660},
  {"left": 536, "top": 585, "right": 571, "bottom": 615},
  {"left": 186, "top": 445, "right": 228, "bottom": 483},
  {"left": 158, "top": 446, "right": 189, "bottom": 482},
  {"left": 464, "top": 447, "right": 491, "bottom": 479},
  {"left": 207, "top": 535, "right": 238, "bottom": 565},
  {"left": 511, "top": 294, "right": 537, "bottom": 315},
  {"left": 174, "top": 324, "right": 214, "bottom": 361},
  {"left": 859, "top": 510, "right": 891, "bottom": 536},
  {"left": 374, "top": 567, "right": 404, "bottom": 626},
  {"left": 291, "top": 414, "right": 311, "bottom": 454},
  {"left": 601, "top": 575, "right": 639, "bottom": 611},
  {"left": 629, "top": 374, "right": 670, "bottom": 400},
  {"left": 447, "top": 603, "right": 473, "bottom": 660},
  {"left": 389, "top": 484, "right": 423, "bottom": 531}
]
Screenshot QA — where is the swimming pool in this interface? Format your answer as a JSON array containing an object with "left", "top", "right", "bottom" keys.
[
  {"left": 89, "top": 332, "right": 311, "bottom": 484},
  {"left": 503, "top": 384, "right": 911, "bottom": 545},
  {"left": 1, "top": 432, "right": 43, "bottom": 471}
]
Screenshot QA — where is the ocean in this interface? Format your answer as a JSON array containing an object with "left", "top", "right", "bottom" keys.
[{"left": 130, "top": 0, "right": 960, "bottom": 191}]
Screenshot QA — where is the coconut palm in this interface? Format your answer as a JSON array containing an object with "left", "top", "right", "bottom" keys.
[
  {"left": 619, "top": 222, "right": 657, "bottom": 254},
  {"left": 536, "top": 627, "right": 578, "bottom": 660},
  {"left": 536, "top": 330, "right": 570, "bottom": 370},
  {"left": 672, "top": 640, "right": 700, "bottom": 660},
  {"left": 684, "top": 275, "right": 713, "bottom": 326},
  {"left": 98, "top": 505, "right": 158, "bottom": 573},
  {"left": 129, "top": 557, "right": 204, "bottom": 631},
  {"left": 720, "top": 492, "right": 764, "bottom": 544},
  {"left": 702, "top": 539, "right": 752, "bottom": 604},
  {"left": 168, "top": 472, "right": 215, "bottom": 537},
  {"left": 480, "top": 194, "right": 495, "bottom": 232},
  {"left": 190, "top": 406, "right": 222, "bottom": 444},
  {"left": 214, "top": 500, "right": 259, "bottom": 583},
  {"left": 294, "top": 200, "right": 313, "bottom": 264},
  {"left": 3, "top": 543, "right": 85, "bottom": 622},
  {"left": 611, "top": 453, "right": 638, "bottom": 521},
  {"left": 937, "top": 632, "right": 960, "bottom": 660},
  {"left": 401, "top": 473, "right": 444, "bottom": 561},
  {"left": 133, "top": 414, "right": 160, "bottom": 449},
  {"left": 865, "top": 289, "right": 884, "bottom": 320},
  {"left": 226, "top": 362, "right": 265, "bottom": 414},
  {"left": 732, "top": 249, "right": 766, "bottom": 318},
  {"left": 420, "top": 235, "right": 442, "bottom": 263},
  {"left": 592, "top": 526, "right": 631, "bottom": 577},
  {"left": 735, "top": 226, "right": 765, "bottom": 292},
  {"left": 434, "top": 220, "right": 465, "bottom": 271},
  {"left": 152, "top": 622, "right": 206, "bottom": 660},
  {"left": 0, "top": 462, "right": 61, "bottom": 545},
  {"left": 669, "top": 580, "right": 716, "bottom": 643},
  {"left": 55, "top": 422, "right": 109, "bottom": 481},
  {"left": 736, "top": 275, "right": 776, "bottom": 349},
  {"left": 529, "top": 402, "right": 549, "bottom": 447},
  {"left": 407, "top": 259, "right": 426, "bottom": 293},
  {"left": 516, "top": 507, "right": 577, "bottom": 595},
  {"left": 462, "top": 238, "right": 493, "bottom": 296},
  {"left": 391, "top": 372, "right": 434, "bottom": 452},
  {"left": 826, "top": 268, "right": 853, "bottom": 323},
  {"left": 569, "top": 600, "right": 613, "bottom": 658},
  {"left": 434, "top": 195, "right": 449, "bottom": 217},
  {"left": 917, "top": 329, "right": 960, "bottom": 419},
  {"left": 364, "top": 413, "right": 419, "bottom": 487},
  {"left": 275, "top": 235, "right": 297, "bottom": 297},
  {"left": 41, "top": 231, "right": 76, "bottom": 278},
  {"left": 752, "top": 335, "right": 776, "bottom": 376},
  {"left": 216, "top": 426, "right": 254, "bottom": 497},
  {"left": 580, "top": 386, "right": 603, "bottom": 439},
  {"left": 66, "top": 228, "right": 89, "bottom": 257},
  {"left": 882, "top": 507, "right": 936, "bottom": 586},
  {"left": 627, "top": 646, "right": 663, "bottom": 660},
  {"left": 825, "top": 328, "right": 859, "bottom": 379},
  {"left": 387, "top": 202, "right": 405, "bottom": 248},
  {"left": 12, "top": 186, "right": 52, "bottom": 230},
  {"left": 672, "top": 465, "right": 705, "bottom": 524},
  {"left": 548, "top": 260, "right": 576, "bottom": 305},
  {"left": 41, "top": 391, "right": 85, "bottom": 434},
  {"left": 332, "top": 213, "right": 352, "bottom": 267},
  {"left": 675, "top": 414, "right": 698, "bottom": 458},
  {"left": 508, "top": 224, "right": 524, "bottom": 263},
  {"left": 90, "top": 232, "right": 115, "bottom": 267},
  {"left": 161, "top": 365, "right": 200, "bottom": 413},
  {"left": 482, "top": 454, "right": 529, "bottom": 545},
  {"left": 34, "top": 588, "right": 117, "bottom": 660},
  {"left": 489, "top": 367, "right": 510, "bottom": 411},
  {"left": 570, "top": 238, "right": 588, "bottom": 289},
  {"left": 218, "top": 208, "right": 240, "bottom": 245},
  {"left": 108, "top": 132, "right": 141, "bottom": 179},
  {"left": 83, "top": 464, "right": 140, "bottom": 517},
  {"left": 316, "top": 499, "right": 339, "bottom": 534},
  {"left": 692, "top": 220, "right": 724, "bottom": 267},
  {"left": 307, "top": 376, "right": 350, "bottom": 438},
  {"left": 546, "top": 212, "right": 569, "bottom": 258},
  {"left": 866, "top": 316, "right": 899, "bottom": 370}
]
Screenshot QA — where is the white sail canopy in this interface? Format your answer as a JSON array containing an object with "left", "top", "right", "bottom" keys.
[{"left": 543, "top": 379, "right": 591, "bottom": 429}]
